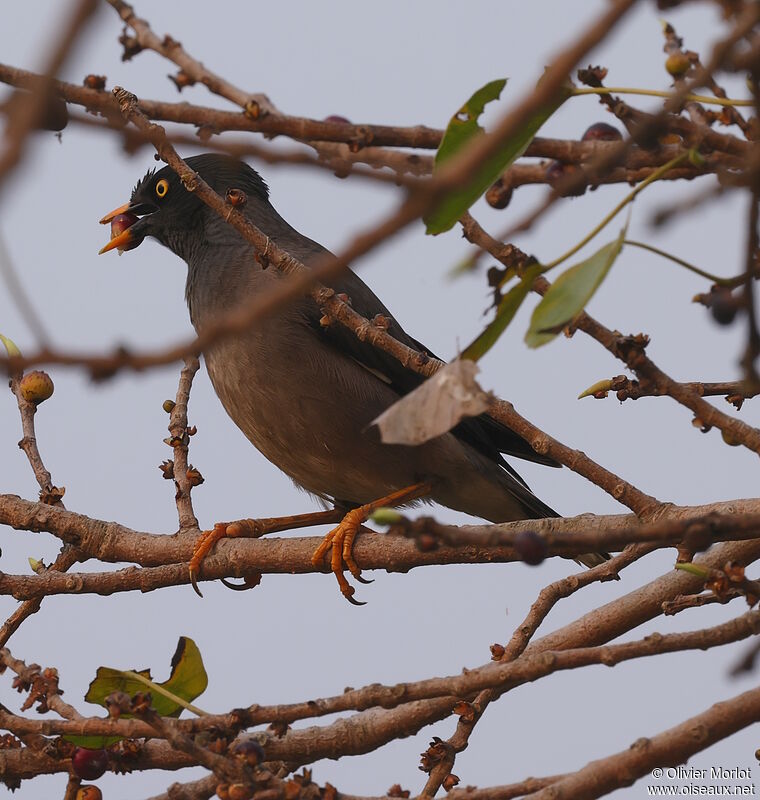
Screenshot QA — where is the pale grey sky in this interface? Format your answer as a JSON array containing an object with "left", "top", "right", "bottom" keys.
[{"left": 1, "top": 2, "right": 758, "bottom": 798}]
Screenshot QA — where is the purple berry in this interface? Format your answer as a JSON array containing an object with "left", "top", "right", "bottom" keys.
[
  {"left": 71, "top": 747, "right": 108, "bottom": 781},
  {"left": 710, "top": 291, "right": 738, "bottom": 326},
  {"left": 109, "top": 212, "right": 141, "bottom": 252},
  {"left": 582, "top": 122, "right": 622, "bottom": 142},
  {"left": 514, "top": 531, "right": 547, "bottom": 566},
  {"left": 232, "top": 738, "right": 265, "bottom": 766}
]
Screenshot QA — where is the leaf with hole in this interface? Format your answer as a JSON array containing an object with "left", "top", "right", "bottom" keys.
[{"left": 425, "top": 76, "right": 570, "bottom": 235}]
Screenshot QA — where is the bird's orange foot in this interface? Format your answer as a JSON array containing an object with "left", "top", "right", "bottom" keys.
[
  {"left": 311, "top": 508, "right": 371, "bottom": 606},
  {"left": 188, "top": 509, "right": 344, "bottom": 596},
  {"left": 311, "top": 482, "right": 432, "bottom": 605},
  {"left": 189, "top": 521, "right": 246, "bottom": 597}
]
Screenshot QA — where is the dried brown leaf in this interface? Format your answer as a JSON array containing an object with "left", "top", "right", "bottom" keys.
[{"left": 372, "top": 360, "right": 492, "bottom": 445}]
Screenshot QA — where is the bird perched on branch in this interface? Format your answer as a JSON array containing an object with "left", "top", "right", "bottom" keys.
[{"left": 100, "top": 153, "right": 606, "bottom": 602}]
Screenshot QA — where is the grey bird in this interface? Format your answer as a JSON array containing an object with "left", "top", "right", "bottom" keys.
[{"left": 99, "top": 154, "right": 606, "bottom": 601}]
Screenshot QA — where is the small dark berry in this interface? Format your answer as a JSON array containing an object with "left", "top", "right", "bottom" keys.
[
  {"left": 710, "top": 292, "right": 738, "bottom": 326},
  {"left": 232, "top": 738, "right": 265, "bottom": 766},
  {"left": 71, "top": 747, "right": 108, "bottom": 781},
  {"left": 581, "top": 122, "right": 622, "bottom": 142},
  {"left": 40, "top": 95, "right": 69, "bottom": 132},
  {"left": 514, "top": 531, "right": 547, "bottom": 566}
]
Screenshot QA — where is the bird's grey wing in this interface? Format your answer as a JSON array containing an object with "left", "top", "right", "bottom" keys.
[{"left": 294, "top": 254, "right": 560, "bottom": 469}]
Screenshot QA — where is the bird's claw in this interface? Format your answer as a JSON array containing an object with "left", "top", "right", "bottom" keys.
[
  {"left": 220, "top": 574, "right": 262, "bottom": 591},
  {"left": 188, "top": 521, "right": 232, "bottom": 598},
  {"left": 189, "top": 566, "right": 204, "bottom": 598},
  {"left": 312, "top": 509, "right": 369, "bottom": 605},
  {"left": 344, "top": 590, "right": 367, "bottom": 607}
]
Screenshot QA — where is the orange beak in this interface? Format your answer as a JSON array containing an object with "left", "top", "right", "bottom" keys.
[
  {"left": 99, "top": 202, "right": 132, "bottom": 225},
  {"left": 98, "top": 226, "right": 136, "bottom": 255}
]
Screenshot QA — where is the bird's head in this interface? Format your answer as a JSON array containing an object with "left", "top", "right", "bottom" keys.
[{"left": 98, "top": 154, "right": 269, "bottom": 259}]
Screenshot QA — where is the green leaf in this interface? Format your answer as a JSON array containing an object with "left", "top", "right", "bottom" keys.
[
  {"left": 370, "top": 507, "right": 404, "bottom": 525},
  {"left": 674, "top": 562, "right": 711, "bottom": 578},
  {"left": 425, "top": 77, "right": 570, "bottom": 235},
  {"left": 85, "top": 637, "right": 207, "bottom": 716},
  {"left": 462, "top": 262, "right": 543, "bottom": 361},
  {"left": 525, "top": 227, "right": 627, "bottom": 348},
  {"left": 65, "top": 637, "right": 208, "bottom": 748},
  {"left": 0, "top": 333, "right": 21, "bottom": 358},
  {"left": 577, "top": 378, "right": 613, "bottom": 400},
  {"left": 434, "top": 79, "right": 507, "bottom": 168},
  {"left": 63, "top": 733, "right": 123, "bottom": 750}
]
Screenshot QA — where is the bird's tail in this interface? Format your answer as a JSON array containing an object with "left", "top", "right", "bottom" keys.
[
  {"left": 573, "top": 551, "right": 611, "bottom": 570},
  {"left": 491, "top": 462, "right": 613, "bottom": 573}
]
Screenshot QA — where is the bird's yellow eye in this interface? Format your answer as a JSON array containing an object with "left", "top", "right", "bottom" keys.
[{"left": 155, "top": 179, "right": 169, "bottom": 198}]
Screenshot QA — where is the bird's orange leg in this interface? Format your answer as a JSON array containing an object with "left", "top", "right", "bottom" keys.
[
  {"left": 189, "top": 508, "right": 344, "bottom": 596},
  {"left": 311, "top": 481, "right": 432, "bottom": 605}
]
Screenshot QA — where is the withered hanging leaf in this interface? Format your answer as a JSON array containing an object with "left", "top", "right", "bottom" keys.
[{"left": 372, "top": 360, "right": 493, "bottom": 445}]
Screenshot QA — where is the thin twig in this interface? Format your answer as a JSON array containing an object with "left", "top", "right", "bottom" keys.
[{"left": 168, "top": 356, "right": 200, "bottom": 531}]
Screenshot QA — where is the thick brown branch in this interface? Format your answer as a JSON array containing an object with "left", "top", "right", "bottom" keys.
[
  {"left": 3, "top": 605, "right": 760, "bottom": 774},
  {"left": 5, "top": 495, "right": 759, "bottom": 591},
  {"left": 4, "top": 539, "right": 760, "bottom": 784},
  {"left": 389, "top": 507, "right": 760, "bottom": 555}
]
